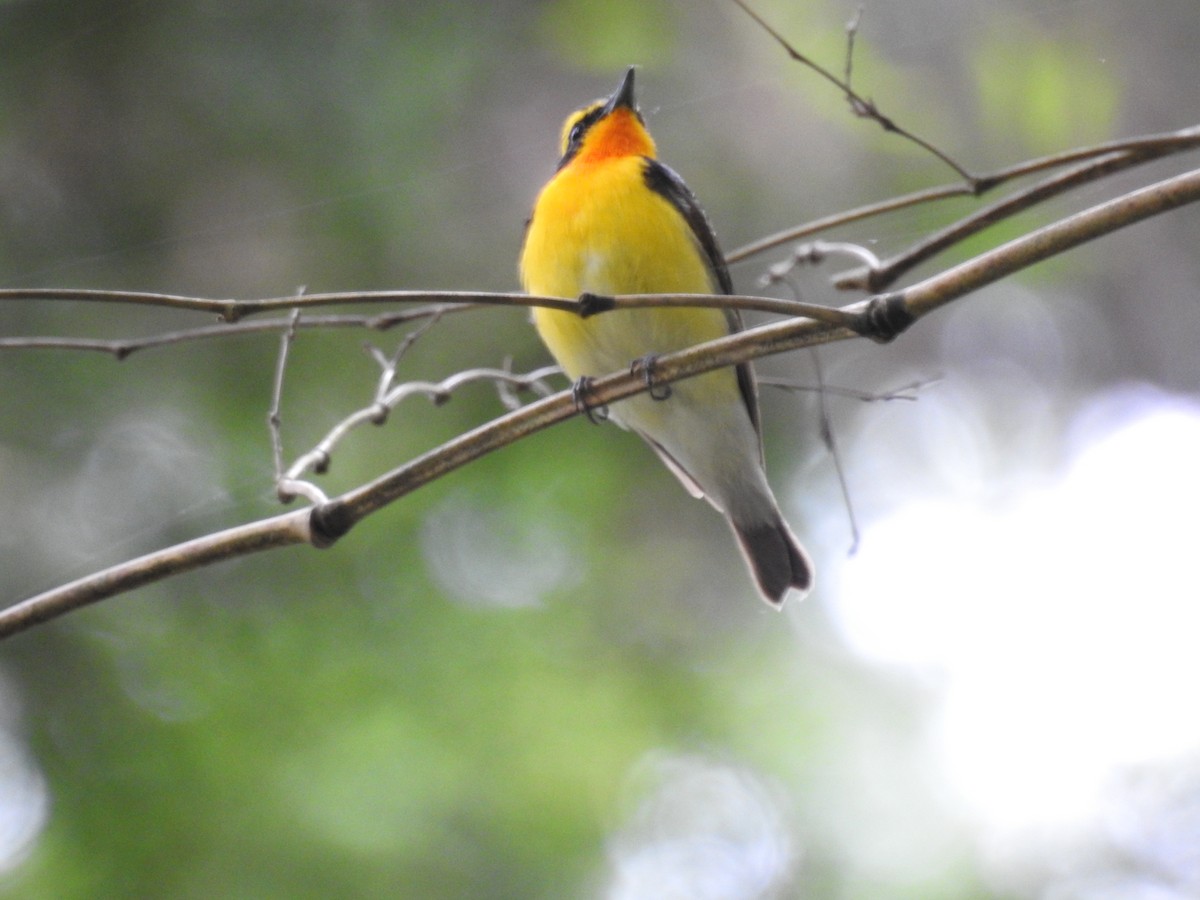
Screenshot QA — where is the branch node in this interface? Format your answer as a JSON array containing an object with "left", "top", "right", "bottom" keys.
[
  {"left": 969, "top": 174, "right": 1001, "bottom": 195},
  {"left": 309, "top": 502, "right": 353, "bottom": 549},
  {"left": 577, "top": 292, "right": 615, "bottom": 318},
  {"left": 368, "top": 402, "right": 390, "bottom": 425},
  {"left": 855, "top": 292, "right": 914, "bottom": 343},
  {"left": 313, "top": 450, "right": 331, "bottom": 475}
]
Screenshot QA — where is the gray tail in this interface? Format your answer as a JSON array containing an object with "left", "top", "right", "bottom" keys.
[{"left": 731, "top": 514, "right": 814, "bottom": 607}]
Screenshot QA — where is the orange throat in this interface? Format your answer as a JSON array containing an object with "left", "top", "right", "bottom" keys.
[{"left": 577, "top": 109, "right": 656, "bottom": 163}]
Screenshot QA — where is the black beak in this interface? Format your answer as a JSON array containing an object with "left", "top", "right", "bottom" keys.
[{"left": 602, "top": 67, "right": 637, "bottom": 116}]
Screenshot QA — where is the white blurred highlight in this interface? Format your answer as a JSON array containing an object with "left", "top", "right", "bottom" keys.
[
  {"left": 421, "top": 490, "right": 581, "bottom": 608},
  {"left": 833, "top": 388, "right": 1200, "bottom": 835},
  {"left": 0, "top": 673, "right": 48, "bottom": 874},
  {"left": 604, "top": 753, "right": 796, "bottom": 900}
]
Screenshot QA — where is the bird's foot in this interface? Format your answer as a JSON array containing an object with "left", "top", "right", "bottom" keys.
[
  {"left": 631, "top": 354, "right": 671, "bottom": 401},
  {"left": 572, "top": 376, "right": 609, "bottom": 424}
]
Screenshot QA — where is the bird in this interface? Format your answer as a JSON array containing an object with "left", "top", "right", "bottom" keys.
[{"left": 519, "top": 67, "right": 813, "bottom": 606}]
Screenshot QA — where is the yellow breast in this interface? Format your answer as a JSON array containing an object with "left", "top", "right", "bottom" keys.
[{"left": 520, "top": 155, "right": 734, "bottom": 392}]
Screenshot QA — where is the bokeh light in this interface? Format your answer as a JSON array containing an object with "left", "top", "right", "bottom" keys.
[
  {"left": 834, "top": 386, "right": 1200, "bottom": 855},
  {"left": 0, "top": 674, "right": 48, "bottom": 876},
  {"left": 604, "top": 752, "right": 796, "bottom": 900}
]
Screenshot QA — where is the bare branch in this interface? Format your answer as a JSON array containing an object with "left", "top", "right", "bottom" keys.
[
  {"left": 728, "top": 0, "right": 976, "bottom": 183},
  {"left": 843, "top": 8, "right": 863, "bottom": 90},
  {"left": 0, "top": 305, "right": 465, "bottom": 358},
  {"left": 758, "top": 265, "right": 870, "bottom": 555},
  {"left": 0, "top": 288, "right": 848, "bottom": 328},
  {"left": 365, "top": 308, "right": 446, "bottom": 411},
  {"left": 0, "top": 287, "right": 241, "bottom": 317},
  {"left": 1, "top": 167, "right": 1197, "bottom": 640},
  {"left": 810, "top": 347, "right": 861, "bottom": 554},
  {"left": 269, "top": 309, "right": 303, "bottom": 487},
  {"left": 761, "top": 240, "right": 883, "bottom": 287},
  {"left": 0, "top": 288, "right": 549, "bottom": 320},
  {"left": 308, "top": 165, "right": 1200, "bottom": 549},
  {"left": 268, "top": 309, "right": 331, "bottom": 506},
  {"left": 835, "top": 142, "right": 1200, "bottom": 292},
  {"left": 758, "top": 375, "right": 934, "bottom": 403},
  {"left": 495, "top": 358, "right": 562, "bottom": 410},
  {"left": 0, "top": 510, "right": 314, "bottom": 640},
  {"left": 284, "top": 364, "right": 565, "bottom": 484},
  {"left": 898, "top": 166, "right": 1200, "bottom": 321},
  {"left": 729, "top": 124, "right": 1200, "bottom": 266}
]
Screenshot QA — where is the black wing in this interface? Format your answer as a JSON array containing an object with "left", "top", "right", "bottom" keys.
[
  {"left": 642, "top": 159, "right": 733, "bottom": 294},
  {"left": 642, "top": 159, "right": 762, "bottom": 446}
]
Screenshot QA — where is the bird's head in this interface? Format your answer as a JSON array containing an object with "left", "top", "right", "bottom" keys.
[{"left": 556, "top": 67, "right": 657, "bottom": 168}]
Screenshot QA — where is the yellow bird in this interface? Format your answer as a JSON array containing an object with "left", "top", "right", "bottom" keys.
[{"left": 519, "top": 68, "right": 813, "bottom": 606}]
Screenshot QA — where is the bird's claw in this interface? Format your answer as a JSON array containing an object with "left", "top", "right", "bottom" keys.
[
  {"left": 631, "top": 354, "right": 671, "bottom": 401},
  {"left": 572, "top": 376, "right": 609, "bottom": 424}
]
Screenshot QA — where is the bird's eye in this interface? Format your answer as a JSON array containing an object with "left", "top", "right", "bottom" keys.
[{"left": 567, "top": 121, "right": 586, "bottom": 148}]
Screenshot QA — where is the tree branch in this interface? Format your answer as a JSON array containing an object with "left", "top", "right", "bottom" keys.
[
  {"left": 0, "top": 511, "right": 313, "bottom": 639},
  {"left": 0, "top": 305, "right": 465, "bottom": 358},
  {"left": 727, "top": 124, "right": 1200, "bottom": 266},
  {"left": 4, "top": 165, "right": 1195, "bottom": 639},
  {"left": 0, "top": 288, "right": 844, "bottom": 331},
  {"left": 898, "top": 166, "right": 1200, "bottom": 320},
  {"left": 728, "top": 0, "right": 976, "bottom": 182},
  {"left": 281, "top": 363, "right": 562, "bottom": 490},
  {"left": 4, "top": 121, "right": 1194, "bottom": 359},
  {"left": 833, "top": 138, "right": 1200, "bottom": 292}
]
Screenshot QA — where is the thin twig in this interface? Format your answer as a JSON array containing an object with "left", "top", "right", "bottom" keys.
[
  {"left": 268, "top": 309, "right": 330, "bottom": 506},
  {"left": 843, "top": 8, "right": 863, "bottom": 90},
  {"left": 762, "top": 269, "right": 865, "bottom": 554},
  {"left": 366, "top": 308, "right": 445, "bottom": 414},
  {"left": 761, "top": 240, "right": 884, "bottom": 287},
  {"left": 729, "top": 0, "right": 976, "bottom": 183},
  {"left": 282, "top": 314, "right": 454, "bottom": 482},
  {"left": 809, "top": 347, "right": 860, "bottom": 554},
  {"left": 0, "top": 288, "right": 569, "bottom": 321},
  {"left": 0, "top": 305, "right": 466, "bottom": 358},
  {"left": 495, "top": 358, "right": 562, "bottom": 410},
  {"left": 284, "top": 364, "right": 565, "bottom": 483},
  {"left": 758, "top": 375, "right": 933, "bottom": 402},
  {"left": 0, "top": 288, "right": 852, "bottom": 326},
  {"left": 269, "top": 309, "right": 302, "bottom": 483}
]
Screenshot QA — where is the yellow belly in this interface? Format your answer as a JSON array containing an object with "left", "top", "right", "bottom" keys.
[{"left": 521, "top": 154, "right": 738, "bottom": 404}]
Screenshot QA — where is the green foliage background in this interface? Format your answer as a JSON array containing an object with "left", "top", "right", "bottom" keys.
[{"left": 1, "top": 1, "right": 1198, "bottom": 897}]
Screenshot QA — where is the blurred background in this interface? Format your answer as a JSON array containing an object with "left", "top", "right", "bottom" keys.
[{"left": 1, "top": 0, "right": 1199, "bottom": 896}]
